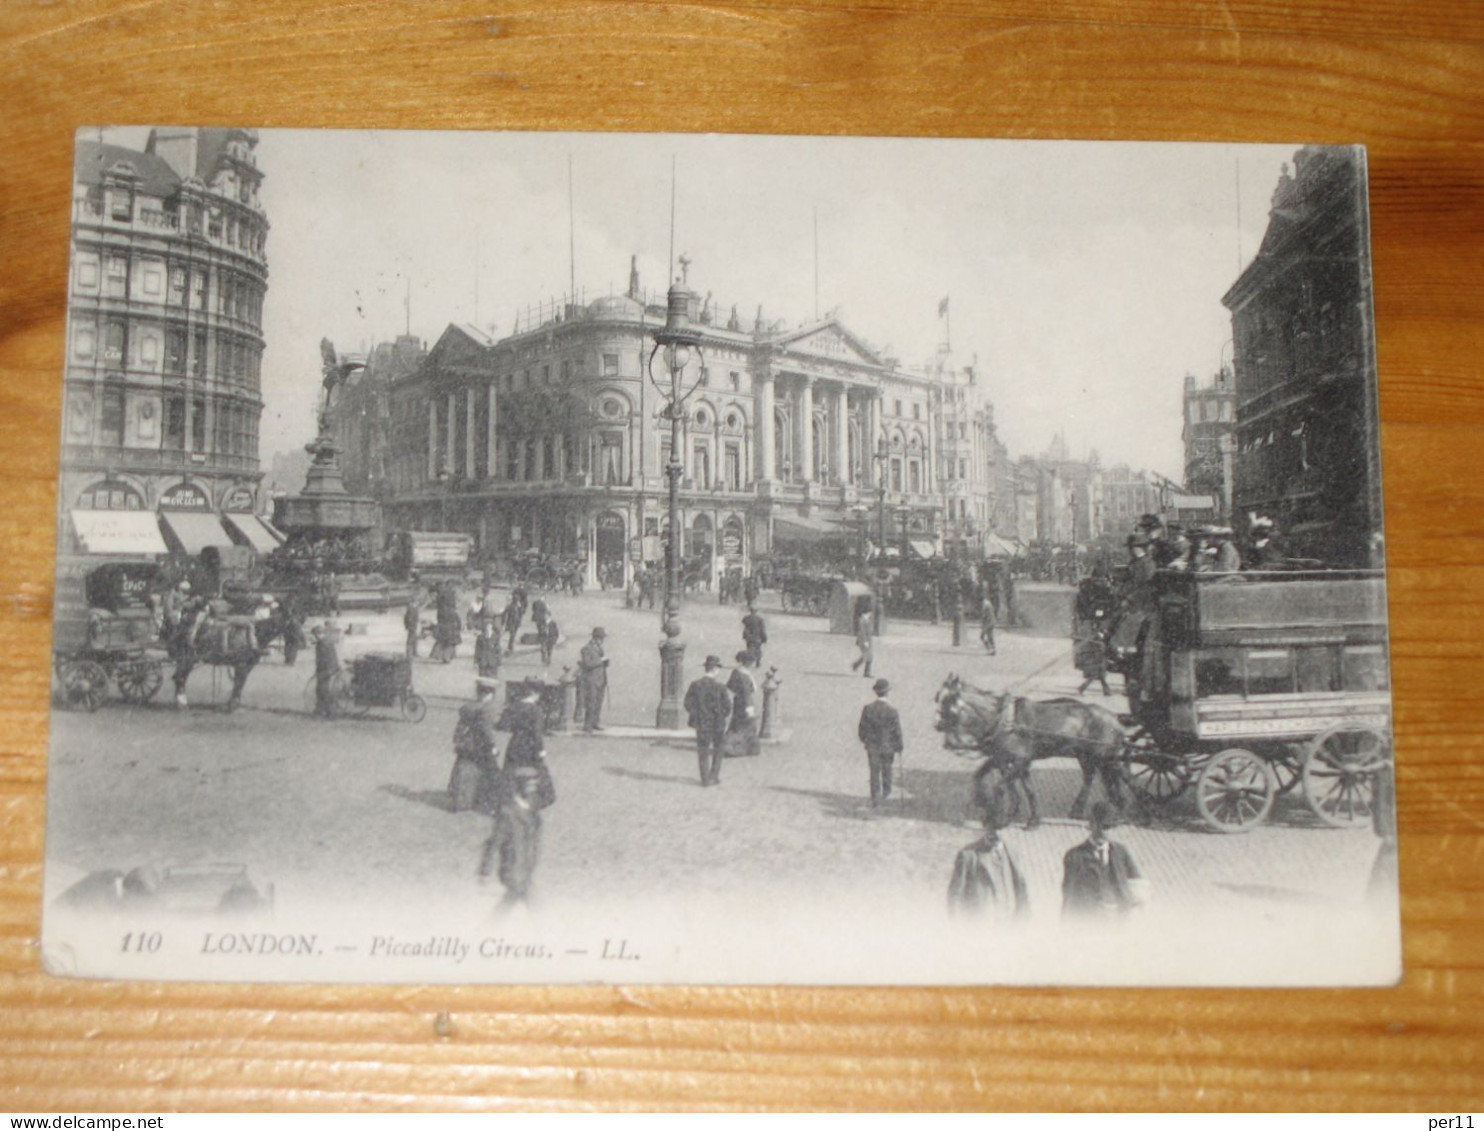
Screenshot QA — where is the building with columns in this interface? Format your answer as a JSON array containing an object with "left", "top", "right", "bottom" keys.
[
  {"left": 60, "top": 127, "right": 271, "bottom": 559},
  {"left": 374, "top": 265, "right": 962, "bottom": 585}
]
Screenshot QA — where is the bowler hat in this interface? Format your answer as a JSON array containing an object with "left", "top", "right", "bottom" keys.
[
  {"left": 735, "top": 650, "right": 752, "bottom": 664},
  {"left": 592, "top": 627, "right": 607, "bottom": 639},
  {"left": 872, "top": 678, "right": 891, "bottom": 695},
  {"left": 703, "top": 654, "right": 723, "bottom": 670},
  {"left": 1090, "top": 801, "right": 1119, "bottom": 829}
]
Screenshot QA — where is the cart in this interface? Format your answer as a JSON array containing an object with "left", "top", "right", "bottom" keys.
[
  {"left": 777, "top": 571, "right": 834, "bottom": 616},
  {"left": 52, "top": 563, "right": 168, "bottom": 712},
  {"left": 1113, "top": 569, "right": 1393, "bottom": 833},
  {"left": 304, "top": 651, "right": 427, "bottom": 722}
]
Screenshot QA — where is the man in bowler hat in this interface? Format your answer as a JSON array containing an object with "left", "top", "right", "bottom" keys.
[
  {"left": 857, "top": 677, "right": 904, "bottom": 806},
  {"left": 684, "top": 655, "right": 733, "bottom": 787},
  {"left": 1061, "top": 801, "right": 1147, "bottom": 919}
]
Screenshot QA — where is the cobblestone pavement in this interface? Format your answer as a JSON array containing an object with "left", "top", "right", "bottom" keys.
[{"left": 44, "top": 584, "right": 1395, "bottom": 982}]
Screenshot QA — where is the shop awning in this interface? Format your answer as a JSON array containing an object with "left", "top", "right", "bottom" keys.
[
  {"left": 223, "top": 513, "right": 284, "bottom": 555},
  {"left": 982, "top": 533, "right": 1021, "bottom": 558},
  {"left": 774, "top": 513, "right": 851, "bottom": 544},
  {"left": 908, "top": 539, "right": 938, "bottom": 559},
  {"left": 158, "top": 511, "right": 233, "bottom": 556},
  {"left": 70, "top": 510, "right": 169, "bottom": 556}
]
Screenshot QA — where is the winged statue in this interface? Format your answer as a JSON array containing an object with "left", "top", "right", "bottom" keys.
[{"left": 317, "top": 337, "right": 366, "bottom": 434}]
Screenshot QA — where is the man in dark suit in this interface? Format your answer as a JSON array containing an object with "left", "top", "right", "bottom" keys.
[
  {"left": 577, "top": 627, "right": 609, "bottom": 732},
  {"left": 857, "top": 677, "right": 904, "bottom": 806},
  {"left": 742, "top": 607, "right": 768, "bottom": 665},
  {"left": 1061, "top": 801, "right": 1146, "bottom": 918},
  {"left": 684, "top": 655, "right": 732, "bottom": 787}
]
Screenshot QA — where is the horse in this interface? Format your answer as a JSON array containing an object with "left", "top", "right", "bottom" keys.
[
  {"left": 935, "top": 673, "right": 1141, "bottom": 829},
  {"left": 169, "top": 607, "right": 262, "bottom": 712}
]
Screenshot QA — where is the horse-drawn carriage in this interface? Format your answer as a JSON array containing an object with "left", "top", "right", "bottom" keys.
[
  {"left": 53, "top": 563, "right": 167, "bottom": 711},
  {"left": 776, "top": 571, "right": 835, "bottom": 615},
  {"left": 939, "top": 569, "right": 1393, "bottom": 834}
]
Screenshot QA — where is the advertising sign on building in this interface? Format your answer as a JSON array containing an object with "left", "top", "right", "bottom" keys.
[
  {"left": 158, "top": 482, "right": 211, "bottom": 511},
  {"left": 220, "top": 485, "right": 255, "bottom": 513}
]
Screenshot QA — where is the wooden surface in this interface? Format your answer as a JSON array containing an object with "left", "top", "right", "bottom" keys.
[{"left": 3, "top": 0, "right": 1483, "bottom": 1112}]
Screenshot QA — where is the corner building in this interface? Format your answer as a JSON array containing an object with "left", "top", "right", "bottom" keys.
[
  {"left": 60, "top": 128, "right": 269, "bottom": 556},
  {"left": 380, "top": 274, "right": 952, "bottom": 586}
]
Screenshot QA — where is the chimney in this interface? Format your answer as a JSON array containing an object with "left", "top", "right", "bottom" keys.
[{"left": 147, "top": 127, "right": 199, "bottom": 181}]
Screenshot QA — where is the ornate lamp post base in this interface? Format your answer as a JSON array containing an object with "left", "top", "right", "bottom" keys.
[{"left": 656, "top": 620, "right": 686, "bottom": 729}]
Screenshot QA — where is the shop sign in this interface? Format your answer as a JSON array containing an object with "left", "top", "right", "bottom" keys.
[
  {"left": 159, "top": 482, "right": 211, "bottom": 511},
  {"left": 220, "top": 485, "right": 255, "bottom": 513}
]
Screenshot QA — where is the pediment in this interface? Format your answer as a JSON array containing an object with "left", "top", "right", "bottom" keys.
[
  {"left": 426, "top": 323, "right": 493, "bottom": 371},
  {"left": 774, "top": 321, "right": 883, "bottom": 367}
]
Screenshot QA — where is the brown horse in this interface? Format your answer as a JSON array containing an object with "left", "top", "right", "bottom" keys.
[{"left": 935, "top": 673, "right": 1140, "bottom": 828}]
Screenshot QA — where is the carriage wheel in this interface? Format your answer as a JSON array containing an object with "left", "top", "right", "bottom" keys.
[
  {"left": 1302, "top": 725, "right": 1390, "bottom": 828},
  {"left": 1126, "top": 743, "right": 1191, "bottom": 806},
  {"left": 302, "top": 674, "right": 320, "bottom": 714},
  {"left": 401, "top": 692, "right": 428, "bottom": 723},
  {"left": 1269, "top": 749, "right": 1304, "bottom": 796},
  {"left": 809, "top": 593, "right": 829, "bottom": 616},
  {"left": 1195, "top": 748, "right": 1276, "bottom": 833},
  {"left": 330, "top": 671, "right": 357, "bottom": 716},
  {"left": 115, "top": 659, "right": 164, "bottom": 704},
  {"left": 60, "top": 659, "right": 108, "bottom": 712}
]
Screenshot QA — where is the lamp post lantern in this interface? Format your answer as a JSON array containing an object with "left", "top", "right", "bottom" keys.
[{"left": 647, "top": 278, "right": 705, "bottom": 729}]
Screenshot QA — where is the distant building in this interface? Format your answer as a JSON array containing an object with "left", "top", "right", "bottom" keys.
[
  {"left": 329, "top": 333, "right": 427, "bottom": 497},
  {"left": 369, "top": 263, "right": 962, "bottom": 585},
  {"left": 60, "top": 127, "right": 272, "bottom": 558},
  {"left": 1182, "top": 368, "right": 1237, "bottom": 520},
  {"left": 1101, "top": 463, "right": 1162, "bottom": 533},
  {"left": 1222, "top": 146, "right": 1381, "bottom": 565}
]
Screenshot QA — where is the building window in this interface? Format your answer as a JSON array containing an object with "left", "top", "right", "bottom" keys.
[
  {"left": 105, "top": 257, "right": 127, "bottom": 297},
  {"left": 110, "top": 191, "right": 132, "bottom": 222},
  {"left": 910, "top": 460, "right": 922, "bottom": 494},
  {"left": 726, "top": 443, "right": 742, "bottom": 491},
  {"left": 694, "top": 442, "right": 711, "bottom": 490},
  {"left": 76, "top": 258, "right": 99, "bottom": 291},
  {"left": 165, "top": 329, "right": 186, "bottom": 375},
  {"left": 191, "top": 271, "right": 206, "bottom": 310},
  {"left": 193, "top": 329, "right": 207, "bottom": 377},
  {"left": 600, "top": 432, "right": 624, "bottom": 485},
  {"left": 100, "top": 389, "right": 125, "bottom": 445},
  {"left": 164, "top": 395, "right": 185, "bottom": 450},
  {"left": 894, "top": 399, "right": 903, "bottom": 418},
  {"left": 140, "top": 333, "right": 159, "bottom": 364},
  {"left": 169, "top": 267, "right": 186, "bottom": 306},
  {"left": 603, "top": 353, "right": 619, "bottom": 376},
  {"left": 104, "top": 322, "right": 126, "bottom": 365},
  {"left": 729, "top": 371, "right": 741, "bottom": 391},
  {"left": 142, "top": 267, "right": 162, "bottom": 297},
  {"left": 891, "top": 458, "right": 903, "bottom": 492},
  {"left": 542, "top": 437, "right": 555, "bottom": 480},
  {"left": 913, "top": 403, "right": 921, "bottom": 420},
  {"left": 74, "top": 327, "right": 95, "bottom": 360},
  {"left": 192, "top": 398, "right": 206, "bottom": 452}
]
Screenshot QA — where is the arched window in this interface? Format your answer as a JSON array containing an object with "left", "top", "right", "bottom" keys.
[{"left": 774, "top": 407, "right": 791, "bottom": 480}]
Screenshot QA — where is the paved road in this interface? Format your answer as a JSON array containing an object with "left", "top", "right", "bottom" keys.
[{"left": 43, "top": 584, "right": 1396, "bottom": 984}]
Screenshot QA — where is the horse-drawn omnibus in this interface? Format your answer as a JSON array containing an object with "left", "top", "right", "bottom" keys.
[
  {"left": 53, "top": 562, "right": 167, "bottom": 711},
  {"left": 1115, "top": 568, "right": 1392, "bottom": 832},
  {"left": 938, "top": 568, "right": 1393, "bottom": 835}
]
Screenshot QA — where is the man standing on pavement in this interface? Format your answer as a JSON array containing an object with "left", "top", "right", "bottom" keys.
[
  {"left": 725, "top": 650, "right": 760, "bottom": 758},
  {"left": 531, "top": 595, "right": 550, "bottom": 641},
  {"left": 478, "top": 765, "right": 554, "bottom": 915},
  {"left": 577, "top": 627, "right": 609, "bottom": 732},
  {"left": 311, "top": 619, "right": 341, "bottom": 718},
  {"left": 947, "top": 806, "right": 1029, "bottom": 921},
  {"left": 1061, "top": 801, "right": 1147, "bottom": 919},
  {"left": 850, "top": 605, "right": 874, "bottom": 678},
  {"left": 857, "top": 678, "right": 903, "bottom": 806},
  {"left": 502, "top": 593, "right": 525, "bottom": 655},
  {"left": 539, "top": 614, "right": 560, "bottom": 667},
  {"left": 449, "top": 677, "right": 501, "bottom": 813},
  {"left": 685, "top": 655, "right": 732, "bottom": 787},
  {"left": 742, "top": 605, "right": 768, "bottom": 666}
]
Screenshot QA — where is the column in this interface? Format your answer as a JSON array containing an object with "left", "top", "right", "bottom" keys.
[
  {"left": 486, "top": 384, "right": 498, "bottom": 479},
  {"left": 465, "top": 388, "right": 476, "bottom": 478},
  {"left": 868, "top": 392, "right": 882, "bottom": 486},
  {"left": 756, "top": 373, "right": 775, "bottom": 480},
  {"left": 444, "top": 392, "right": 456, "bottom": 474},
  {"left": 833, "top": 386, "right": 849, "bottom": 485},
  {"left": 427, "top": 402, "right": 437, "bottom": 480},
  {"left": 797, "top": 377, "right": 814, "bottom": 482}
]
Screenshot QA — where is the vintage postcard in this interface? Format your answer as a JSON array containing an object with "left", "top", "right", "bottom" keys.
[{"left": 42, "top": 129, "right": 1398, "bottom": 984}]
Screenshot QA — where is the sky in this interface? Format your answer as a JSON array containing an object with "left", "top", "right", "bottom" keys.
[{"left": 103, "top": 128, "right": 1295, "bottom": 478}]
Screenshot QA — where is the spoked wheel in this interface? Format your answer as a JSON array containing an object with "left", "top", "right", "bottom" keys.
[
  {"left": 1125, "top": 735, "right": 1192, "bottom": 807},
  {"left": 114, "top": 658, "right": 164, "bottom": 704},
  {"left": 1195, "top": 747, "right": 1276, "bottom": 833},
  {"left": 401, "top": 692, "right": 428, "bottom": 723},
  {"left": 59, "top": 659, "right": 109, "bottom": 712},
  {"left": 302, "top": 674, "right": 320, "bottom": 715},
  {"left": 1302, "top": 725, "right": 1390, "bottom": 828},
  {"left": 1269, "top": 748, "right": 1304, "bottom": 796},
  {"left": 809, "top": 593, "right": 829, "bottom": 616},
  {"left": 330, "top": 670, "right": 358, "bottom": 716}
]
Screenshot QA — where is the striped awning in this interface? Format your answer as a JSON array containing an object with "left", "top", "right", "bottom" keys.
[
  {"left": 70, "top": 510, "right": 169, "bottom": 556},
  {"left": 223, "top": 513, "right": 284, "bottom": 555}
]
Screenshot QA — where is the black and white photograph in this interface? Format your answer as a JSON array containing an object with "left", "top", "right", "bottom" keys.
[{"left": 42, "top": 128, "right": 1397, "bottom": 985}]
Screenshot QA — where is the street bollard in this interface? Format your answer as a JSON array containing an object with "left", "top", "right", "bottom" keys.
[
  {"left": 558, "top": 666, "right": 577, "bottom": 733},
  {"left": 952, "top": 610, "right": 964, "bottom": 647},
  {"left": 760, "top": 666, "right": 783, "bottom": 740}
]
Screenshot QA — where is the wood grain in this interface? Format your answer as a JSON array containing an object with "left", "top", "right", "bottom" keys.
[{"left": 2, "top": 0, "right": 1482, "bottom": 1111}]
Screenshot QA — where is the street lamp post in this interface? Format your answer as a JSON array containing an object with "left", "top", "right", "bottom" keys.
[
  {"left": 648, "top": 279, "right": 704, "bottom": 729},
  {"left": 849, "top": 502, "right": 869, "bottom": 565}
]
